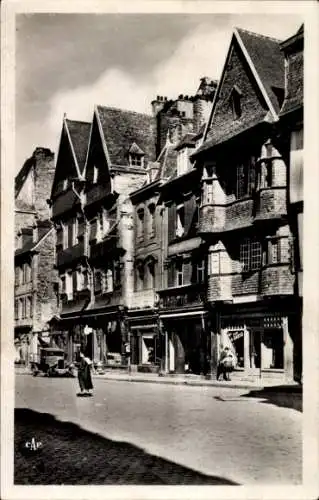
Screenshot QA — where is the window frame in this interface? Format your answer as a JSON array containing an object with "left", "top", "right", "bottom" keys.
[
  {"left": 137, "top": 208, "right": 145, "bottom": 241},
  {"left": 129, "top": 153, "right": 144, "bottom": 168},
  {"left": 196, "top": 259, "right": 205, "bottom": 284},
  {"left": 240, "top": 238, "right": 262, "bottom": 272},
  {"left": 175, "top": 260, "right": 184, "bottom": 287}
]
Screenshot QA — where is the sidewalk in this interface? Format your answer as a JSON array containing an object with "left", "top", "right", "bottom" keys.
[{"left": 90, "top": 369, "right": 302, "bottom": 392}]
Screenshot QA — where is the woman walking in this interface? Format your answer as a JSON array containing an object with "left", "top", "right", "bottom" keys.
[{"left": 77, "top": 352, "right": 94, "bottom": 396}]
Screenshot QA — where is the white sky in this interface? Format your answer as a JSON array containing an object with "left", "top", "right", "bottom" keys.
[{"left": 16, "top": 13, "right": 302, "bottom": 171}]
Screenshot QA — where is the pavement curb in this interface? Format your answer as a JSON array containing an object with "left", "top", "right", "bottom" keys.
[{"left": 91, "top": 374, "right": 302, "bottom": 392}]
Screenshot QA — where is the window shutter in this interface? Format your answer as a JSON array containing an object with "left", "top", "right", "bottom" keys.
[
  {"left": 167, "top": 205, "right": 176, "bottom": 243},
  {"left": 184, "top": 196, "right": 197, "bottom": 235}
]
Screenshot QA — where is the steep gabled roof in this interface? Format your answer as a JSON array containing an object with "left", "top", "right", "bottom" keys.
[
  {"left": 194, "top": 28, "right": 286, "bottom": 157},
  {"left": 15, "top": 157, "right": 35, "bottom": 199},
  {"left": 95, "top": 105, "right": 156, "bottom": 167},
  {"left": 154, "top": 141, "right": 178, "bottom": 181},
  {"left": 15, "top": 225, "right": 53, "bottom": 258},
  {"left": 236, "top": 28, "right": 285, "bottom": 115},
  {"left": 65, "top": 119, "right": 91, "bottom": 173}
]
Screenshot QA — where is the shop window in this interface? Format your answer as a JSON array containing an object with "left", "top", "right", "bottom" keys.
[
  {"left": 176, "top": 204, "right": 185, "bottom": 238},
  {"left": 262, "top": 329, "right": 284, "bottom": 369},
  {"left": 240, "top": 238, "right": 262, "bottom": 272},
  {"left": 176, "top": 260, "right": 184, "bottom": 287},
  {"left": 137, "top": 208, "right": 144, "bottom": 241}
]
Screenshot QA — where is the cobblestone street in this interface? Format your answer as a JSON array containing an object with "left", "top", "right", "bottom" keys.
[{"left": 15, "top": 374, "right": 302, "bottom": 485}]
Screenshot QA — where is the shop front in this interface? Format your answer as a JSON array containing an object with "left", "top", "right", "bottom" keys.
[
  {"left": 128, "top": 314, "right": 161, "bottom": 373},
  {"left": 160, "top": 311, "right": 209, "bottom": 375},
  {"left": 219, "top": 307, "right": 294, "bottom": 380}
]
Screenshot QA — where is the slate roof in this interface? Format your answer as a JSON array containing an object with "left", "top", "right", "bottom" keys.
[
  {"left": 175, "top": 133, "right": 197, "bottom": 151},
  {"left": 155, "top": 142, "right": 178, "bottom": 181},
  {"left": 15, "top": 157, "right": 35, "bottom": 199},
  {"left": 236, "top": 28, "right": 285, "bottom": 114},
  {"left": 15, "top": 226, "right": 53, "bottom": 258},
  {"left": 96, "top": 106, "right": 156, "bottom": 167},
  {"left": 65, "top": 119, "right": 91, "bottom": 173},
  {"left": 279, "top": 24, "right": 304, "bottom": 116}
]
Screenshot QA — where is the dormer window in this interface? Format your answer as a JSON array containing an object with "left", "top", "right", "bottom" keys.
[
  {"left": 230, "top": 86, "right": 242, "bottom": 120},
  {"left": 129, "top": 153, "right": 144, "bottom": 168},
  {"left": 128, "top": 142, "right": 145, "bottom": 168}
]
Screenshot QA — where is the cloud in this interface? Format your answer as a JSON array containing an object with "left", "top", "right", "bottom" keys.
[{"left": 17, "top": 14, "right": 302, "bottom": 170}]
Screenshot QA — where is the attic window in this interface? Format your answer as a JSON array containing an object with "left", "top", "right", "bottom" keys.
[
  {"left": 230, "top": 86, "right": 242, "bottom": 120},
  {"left": 93, "top": 165, "right": 98, "bottom": 184},
  {"left": 129, "top": 153, "right": 144, "bottom": 168}
]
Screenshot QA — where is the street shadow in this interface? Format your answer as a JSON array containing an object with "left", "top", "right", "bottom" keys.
[
  {"left": 241, "top": 385, "right": 302, "bottom": 413},
  {"left": 14, "top": 408, "right": 239, "bottom": 485}
]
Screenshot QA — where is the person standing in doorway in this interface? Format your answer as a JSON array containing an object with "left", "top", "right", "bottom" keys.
[
  {"left": 217, "top": 346, "right": 235, "bottom": 381},
  {"left": 77, "top": 352, "right": 94, "bottom": 396}
]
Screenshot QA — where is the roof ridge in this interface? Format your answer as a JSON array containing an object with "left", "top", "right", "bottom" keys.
[
  {"left": 96, "top": 104, "right": 152, "bottom": 119},
  {"left": 236, "top": 27, "right": 283, "bottom": 44}
]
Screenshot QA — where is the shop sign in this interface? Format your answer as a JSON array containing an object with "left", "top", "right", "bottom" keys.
[
  {"left": 228, "top": 330, "right": 244, "bottom": 342},
  {"left": 84, "top": 325, "right": 93, "bottom": 336}
]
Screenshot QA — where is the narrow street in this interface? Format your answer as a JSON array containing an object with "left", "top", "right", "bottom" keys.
[{"left": 15, "top": 374, "right": 302, "bottom": 485}]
